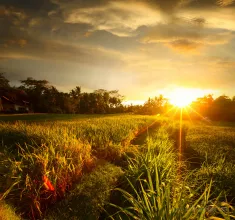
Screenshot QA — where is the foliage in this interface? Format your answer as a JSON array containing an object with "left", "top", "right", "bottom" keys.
[
  {"left": 1, "top": 112, "right": 235, "bottom": 219},
  {"left": 0, "top": 73, "right": 10, "bottom": 88},
  {"left": 191, "top": 94, "right": 235, "bottom": 121},
  {"left": 108, "top": 128, "right": 235, "bottom": 220},
  {"left": 45, "top": 161, "right": 124, "bottom": 220},
  {"left": 186, "top": 124, "right": 235, "bottom": 198},
  {"left": 0, "top": 115, "right": 157, "bottom": 218},
  {"left": 3, "top": 73, "right": 235, "bottom": 120},
  {"left": 0, "top": 201, "right": 21, "bottom": 220}
]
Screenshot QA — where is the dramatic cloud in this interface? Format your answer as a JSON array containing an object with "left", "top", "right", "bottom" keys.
[
  {"left": 64, "top": 1, "right": 161, "bottom": 36},
  {"left": 1, "top": 37, "right": 125, "bottom": 68},
  {"left": 187, "top": 0, "right": 235, "bottom": 8},
  {"left": 167, "top": 39, "right": 202, "bottom": 53},
  {"left": 141, "top": 22, "right": 234, "bottom": 53},
  {"left": 1, "top": 0, "right": 58, "bottom": 12},
  {"left": 1, "top": 0, "right": 235, "bottom": 99}
]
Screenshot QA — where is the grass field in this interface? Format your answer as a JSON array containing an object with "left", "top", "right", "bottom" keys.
[
  {"left": 0, "top": 114, "right": 235, "bottom": 219},
  {"left": 0, "top": 113, "right": 110, "bottom": 122}
]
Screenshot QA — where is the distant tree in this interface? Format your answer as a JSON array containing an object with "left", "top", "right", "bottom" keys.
[
  {"left": 0, "top": 73, "right": 10, "bottom": 88},
  {"left": 19, "top": 77, "right": 51, "bottom": 112},
  {"left": 210, "top": 95, "right": 234, "bottom": 121},
  {"left": 109, "top": 90, "right": 124, "bottom": 108},
  {"left": 79, "top": 92, "right": 90, "bottom": 114},
  {"left": 142, "top": 94, "right": 168, "bottom": 115},
  {"left": 70, "top": 86, "right": 81, "bottom": 113},
  {"left": 191, "top": 94, "right": 214, "bottom": 118}
]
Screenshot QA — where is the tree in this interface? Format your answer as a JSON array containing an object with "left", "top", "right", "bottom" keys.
[
  {"left": 19, "top": 77, "right": 50, "bottom": 112},
  {"left": 0, "top": 73, "right": 10, "bottom": 88},
  {"left": 142, "top": 95, "right": 168, "bottom": 115},
  {"left": 210, "top": 95, "right": 233, "bottom": 121},
  {"left": 70, "top": 86, "right": 81, "bottom": 113},
  {"left": 191, "top": 94, "right": 214, "bottom": 119}
]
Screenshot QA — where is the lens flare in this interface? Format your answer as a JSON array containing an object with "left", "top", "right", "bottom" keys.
[{"left": 169, "top": 88, "right": 203, "bottom": 108}]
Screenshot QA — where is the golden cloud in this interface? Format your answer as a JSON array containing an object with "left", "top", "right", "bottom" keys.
[
  {"left": 64, "top": 1, "right": 162, "bottom": 36},
  {"left": 216, "top": 0, "right": 234, "bottom": 6},
  {"left": 141, "top": 22, "right": 234, "bottom": 53},
  {"left": 167, "top": 39, "right": 203, "bottom": 53},
  {"left": 18, "top": 39, "right": 27, "bottom": 47}
]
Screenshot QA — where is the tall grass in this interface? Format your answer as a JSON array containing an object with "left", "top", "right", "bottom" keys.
[
  {"left": 46, "top": 161, "right": 124, "bottom": 220},
  {"left": 1, "top": 140, "right": 91, "bottom": 219},
  {"left": 0, "top": 201, "right": 21, "bottom": 220},
  {"left": 2, "top": 115, "right": 234, "bottom": 219},
  {"left": 108, "top": 128, "right": 235, "bottom": 219},
  {"left": 0, "top": 115, "right": 162, "bottom": 218},
  {"left": 186, "top": 124, "right": 235, "bottom": 200}
]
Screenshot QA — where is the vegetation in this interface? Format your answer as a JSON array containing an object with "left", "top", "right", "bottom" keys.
[
  {"left": 1, "top": 113, "right": 235, "bottom": 219},
  {"left": 0, "top": 73, "right": 125, "bottom": 114},
  {"left": 46, "top": 161, "right": 124, "bottom": 220},
  {"left": 0, "top": 201, "right": 20, "bottom": 220},
  {"left": 186, "top": 125, "right": 235, "bottom": 199},
  {"left": 2, "top": 73, "right": 235, "bottom": 120},
  {"left": 0, "top": 115, "right": 159, "bottom": 219}
]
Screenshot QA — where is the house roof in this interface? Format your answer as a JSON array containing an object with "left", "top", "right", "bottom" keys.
[
  {"left": 1, "top": 96, "right": 29, "bottom": 106},
  {"left": 1, "top": 96, "right": 15, "bottom": 104}
]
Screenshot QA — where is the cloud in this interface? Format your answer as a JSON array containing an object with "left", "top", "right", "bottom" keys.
[
  {"left": 180, "top": 7, "right": 235, "bottom": 32},
  {"left": 1, "top": 0, "right": 58, "bottom": 12},
  {"left": 167, "top": 39, "right": 202, "bottom": 53},
  {"left": 1, "top": 0, "right": 235, "bottom": 98},
  {"left": 64, "top": 1, "right": 161, "bottom": 36},
  {"left": 4, "top": 39, "right": 27, "bottom": 48},
  {"left": 141, "top": 22, "right": 234, "bottom": 53},
  {"left": 141, "top": 0, "right": 191, "bottom": 13},
  {"left": 187, "top": 0, "right": 235, "bottom": 8},
  {"left": 204, "top": 56, "right": 235, "bottom": 69},
  {"left": 217, "top": 0, "right": 235, "bottom": 6},
  {"left": 0, "top": 37, "right": 125, "bottom": 68}
]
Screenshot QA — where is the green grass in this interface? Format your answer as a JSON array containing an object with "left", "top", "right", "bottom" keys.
[
  {"left": 0, "top": 113, "right": 111, "bottom": 122},
  {"left": 0, "top": 201, "right": 21, "bottom": 220},
  {"left": 45, "top": 161, "right": 124, "bottom": 220},
  {"left": 1, "top": 114, "right": 235, "bottom": 219},
  {"left": 0, "top": 114, "right": 162, "bottom": 219},
  {"left": 108, "top": 128, "right": 235, "bottom": 220},
  {"left": 186, "top": 123, "right": 235, "bottom": 201}
]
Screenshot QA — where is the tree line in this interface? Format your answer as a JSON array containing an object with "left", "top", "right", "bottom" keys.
[
  {"left": 0, "top": 73, "right": 126, "bottom": 114},
  {"left": 190, "top": 94, "right": 235, "bottom": 121},
  {"left": 1, "top": 73, "right": 235, "bottom": 121},
  {"left": 128, "top": 93, "right": 235, "bottom": 122}
]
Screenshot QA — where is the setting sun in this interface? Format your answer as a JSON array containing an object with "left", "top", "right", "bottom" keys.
[{"left": 168, "top": 88, "right": 204, "bottom": 108}]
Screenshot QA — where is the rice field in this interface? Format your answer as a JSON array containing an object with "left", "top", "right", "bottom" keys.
[{"left": 0, "top": 114, "right": 235, "bottom": 219}]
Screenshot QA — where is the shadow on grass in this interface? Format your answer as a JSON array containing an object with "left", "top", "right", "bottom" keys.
[
  {"left": 0, "top": 129, "right": 43, "bottom": 154},
  {"left": 0, "top": 114, "right": 118, "bottom": 123},
  {"left": 131, "top": 122, "right": 161, "bottom": 146},
  {"left": 45, "top": 161, "right": 124, "bottom": 220}
]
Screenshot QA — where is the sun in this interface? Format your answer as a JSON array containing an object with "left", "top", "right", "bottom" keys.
[{"left": 168, "top": 88, "right": 202, "bottom": 108}]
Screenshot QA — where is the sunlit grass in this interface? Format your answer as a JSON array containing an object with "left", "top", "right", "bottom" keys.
[
  {"left": 1, "top": 114, "right": 235, "bottom": 219},
  {"left": 108, "top": 128, "right": 235, "bottom": 219},
  {"left": 0, "top": 201, "right": 21, "bottom": 220},
  {"left": 0, "top": 115, "right": 161, "bottom": 218}
]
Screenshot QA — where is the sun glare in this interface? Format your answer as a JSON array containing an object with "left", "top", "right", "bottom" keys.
[{"left": 168, "top": 88, "right": 203, "bottom": 108}]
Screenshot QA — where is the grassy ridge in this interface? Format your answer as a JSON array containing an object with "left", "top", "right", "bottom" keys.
[{"left": 0, "top": 115, "right": 161, "bottom": 219}]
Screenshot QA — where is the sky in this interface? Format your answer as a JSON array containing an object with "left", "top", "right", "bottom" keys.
[{"left": 1, "top": 0, "right": 235, "bottom": 102}]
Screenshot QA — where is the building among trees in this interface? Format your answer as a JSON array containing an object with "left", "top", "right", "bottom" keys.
[{"left": 0, "top": 95, "right": 30, "bottom": 113}]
